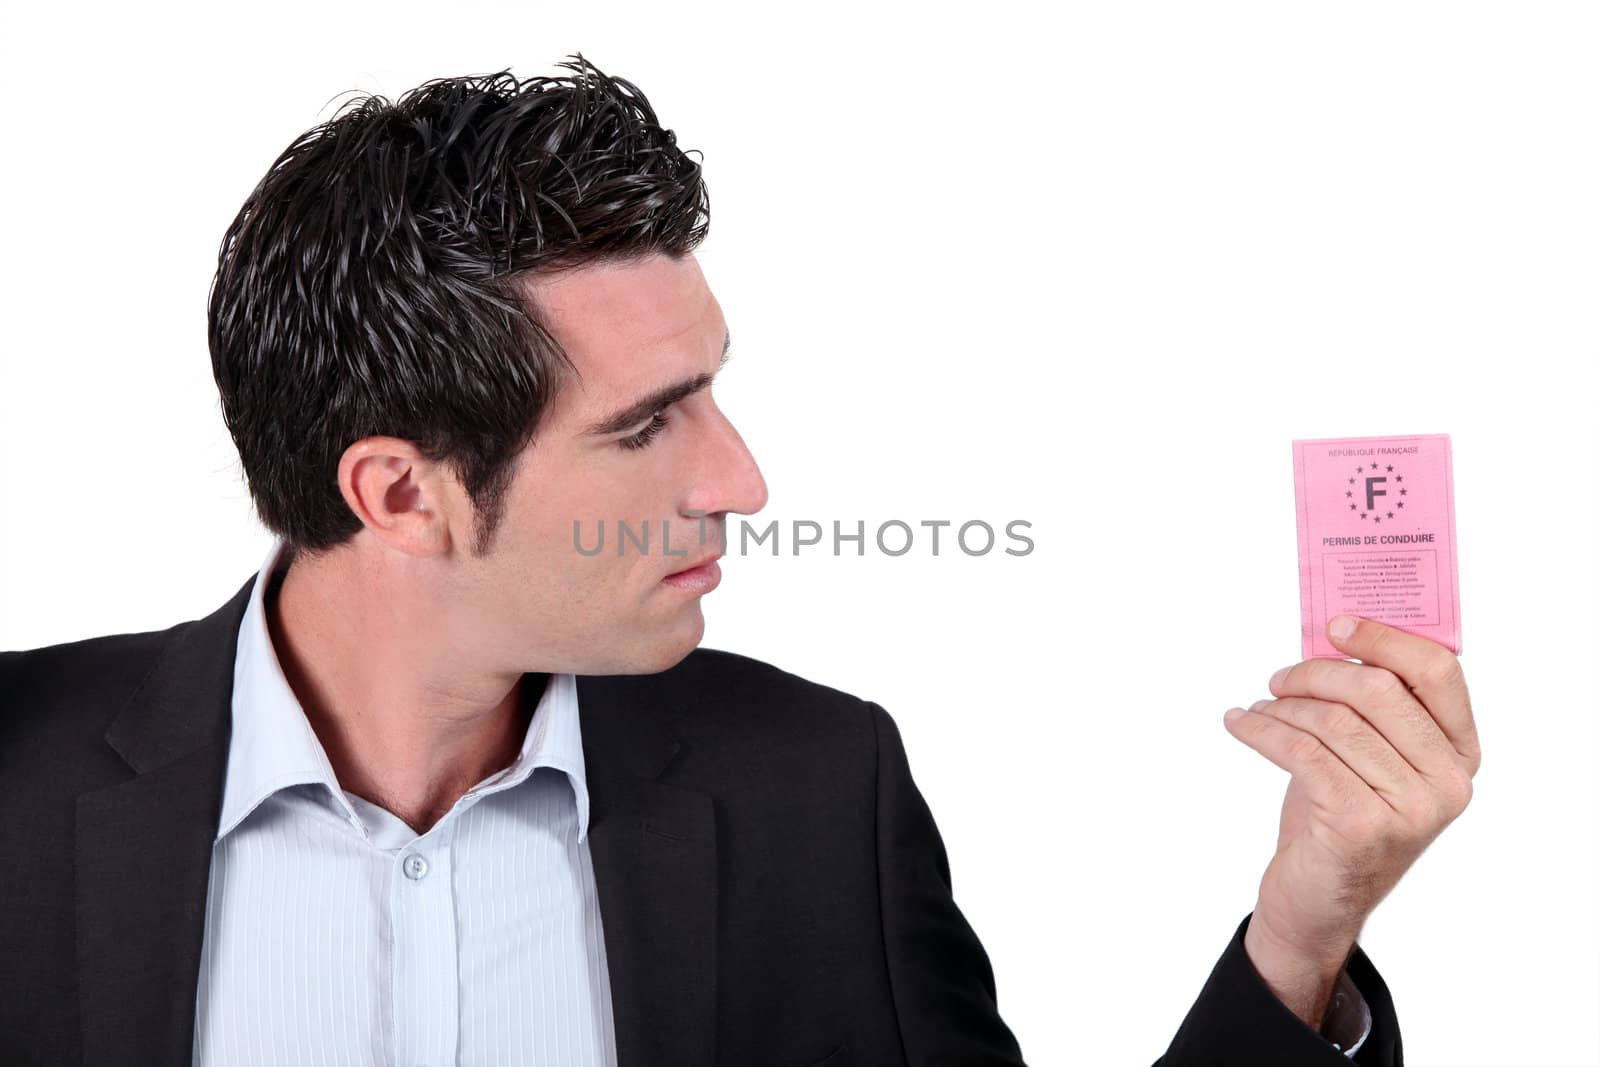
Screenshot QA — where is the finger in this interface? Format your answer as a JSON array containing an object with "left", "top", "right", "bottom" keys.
[
  {"left": 1223, "top": 704, "right": 1370, "bottom": 809},
  {"left": 1246, "top": 696, "right": 1419, "bottom": 812},
  {"left": 1266, "top": 657, "right": 1461, "bottom": 785},
  {"left": 1326, "top": 614, "right": 1481, "bottom": 775}
]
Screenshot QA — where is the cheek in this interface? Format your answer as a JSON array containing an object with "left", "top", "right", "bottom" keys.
[
  {"left": 545, "top": 522, "right": 670, "bottom": 606},
  {"left": 510, "top": 467, "right": 601, "bottom": 557},
  {"left": 513, "top": 451, "right": 684, "bottom": 591}
]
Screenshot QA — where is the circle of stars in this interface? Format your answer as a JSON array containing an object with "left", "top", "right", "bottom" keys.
[{"left": 1343, "top": 462, "right": 1408, "bottom": 523}]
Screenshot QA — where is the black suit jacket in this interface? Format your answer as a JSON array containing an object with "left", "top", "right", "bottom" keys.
[{"left": 0, "top": 571, "right": 1402, "bottom": 1066}]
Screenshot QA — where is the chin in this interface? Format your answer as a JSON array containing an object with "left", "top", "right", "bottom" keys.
[{"left": 630, "top": 610, "right": 706, "bottom": 674}]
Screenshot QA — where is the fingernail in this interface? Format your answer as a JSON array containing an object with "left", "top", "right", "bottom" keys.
[
  {"left": 1268, "top": 666, "right": 1290, "bottom": 690},
  {"left": 1224, "top": 707, "right": 1246, "bottom": 723},
  {"left": 1248, "top": 698, "right": 1272, "bottom": 713},
  {"left": 1329, "top": 615, "right": 1357, "bottom": 641}
]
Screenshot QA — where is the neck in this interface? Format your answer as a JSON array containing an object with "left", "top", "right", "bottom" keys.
[{"left": 265, "top": 545, "right": 543, "bottom": 835}]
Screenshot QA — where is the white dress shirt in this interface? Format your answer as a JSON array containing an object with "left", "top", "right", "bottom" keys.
[
  {"left": 191, "top": 539, "right": 617, "bottom": 1066},
  {"left": 1324, "top": 966, "right": 1372, "bottom": 1055}
]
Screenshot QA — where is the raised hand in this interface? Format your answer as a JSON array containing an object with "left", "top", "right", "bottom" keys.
[{"left": 1222, "top": 613, "right": 1481, "bottom": 1028}]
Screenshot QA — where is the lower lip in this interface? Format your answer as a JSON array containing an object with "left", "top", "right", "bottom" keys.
[{"left": 662, "top": 559, "right": 721, "bottom": 594}]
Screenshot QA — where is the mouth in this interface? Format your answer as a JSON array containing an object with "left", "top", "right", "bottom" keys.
[{"left": 662, "top": 553, "right": 723, "bottom": 593}]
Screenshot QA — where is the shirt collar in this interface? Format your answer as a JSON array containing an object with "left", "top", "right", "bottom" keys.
[{"left": 217, "top": 537, "right": 591, "bottom": 843}]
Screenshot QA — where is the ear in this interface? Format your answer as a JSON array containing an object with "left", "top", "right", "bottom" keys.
[{"left": 336, "top": 436, "right": 459, "bottom": 557}]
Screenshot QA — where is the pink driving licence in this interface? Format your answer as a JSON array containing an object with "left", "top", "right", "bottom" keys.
[{"left": 1292, "top": 434, "right": 1461, "bottom": 659}]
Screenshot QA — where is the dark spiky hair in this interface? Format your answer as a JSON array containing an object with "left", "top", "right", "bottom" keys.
[{"left": 208, "top": 54, "right": 710, "bottom": 556}]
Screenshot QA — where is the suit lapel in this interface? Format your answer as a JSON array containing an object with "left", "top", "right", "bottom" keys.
[
  {"left": 578, "top": 672, "right": 719, "bottom": 1067},
  {"left": 76, "top": 575, "right": 255, "bottom": 1067}
]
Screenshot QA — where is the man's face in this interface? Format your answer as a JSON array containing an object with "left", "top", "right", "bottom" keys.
[{"left": 451, "top": 252, "right": 767, "bottom": 676}]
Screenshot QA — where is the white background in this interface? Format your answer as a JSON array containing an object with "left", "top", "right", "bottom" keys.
[{"left": 3, "top": 3, "right": 1597, "bottom": 1064}]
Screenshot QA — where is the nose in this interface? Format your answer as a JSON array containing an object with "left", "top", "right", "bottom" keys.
[{"left": 681, "top": 403, "right": 768, "bottom": 522}]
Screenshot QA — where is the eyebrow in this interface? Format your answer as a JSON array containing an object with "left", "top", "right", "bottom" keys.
[{"left": 584, "top": 328, "right": 733, "bottom": 436}]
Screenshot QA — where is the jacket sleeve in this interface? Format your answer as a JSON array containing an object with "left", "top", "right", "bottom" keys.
[
  {"left": 871, "top": 700, "right": 1028, "bottom": 1066},
  {"left": 1154, "top": 912, "right": 1403, "bottom": 1065}
]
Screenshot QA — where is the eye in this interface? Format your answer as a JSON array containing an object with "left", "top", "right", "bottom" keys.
[{"left": 619, "top": 409, "right": 671, "bottom": 451}]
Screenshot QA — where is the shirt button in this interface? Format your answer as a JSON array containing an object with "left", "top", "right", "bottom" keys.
[{"left": 402, "top": 853, "right": 429, "bottom": 881}]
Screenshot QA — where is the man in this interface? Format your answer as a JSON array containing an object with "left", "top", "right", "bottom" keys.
[{"left": 0, "top": 56, "right": 1478, "bottom": 1065}]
